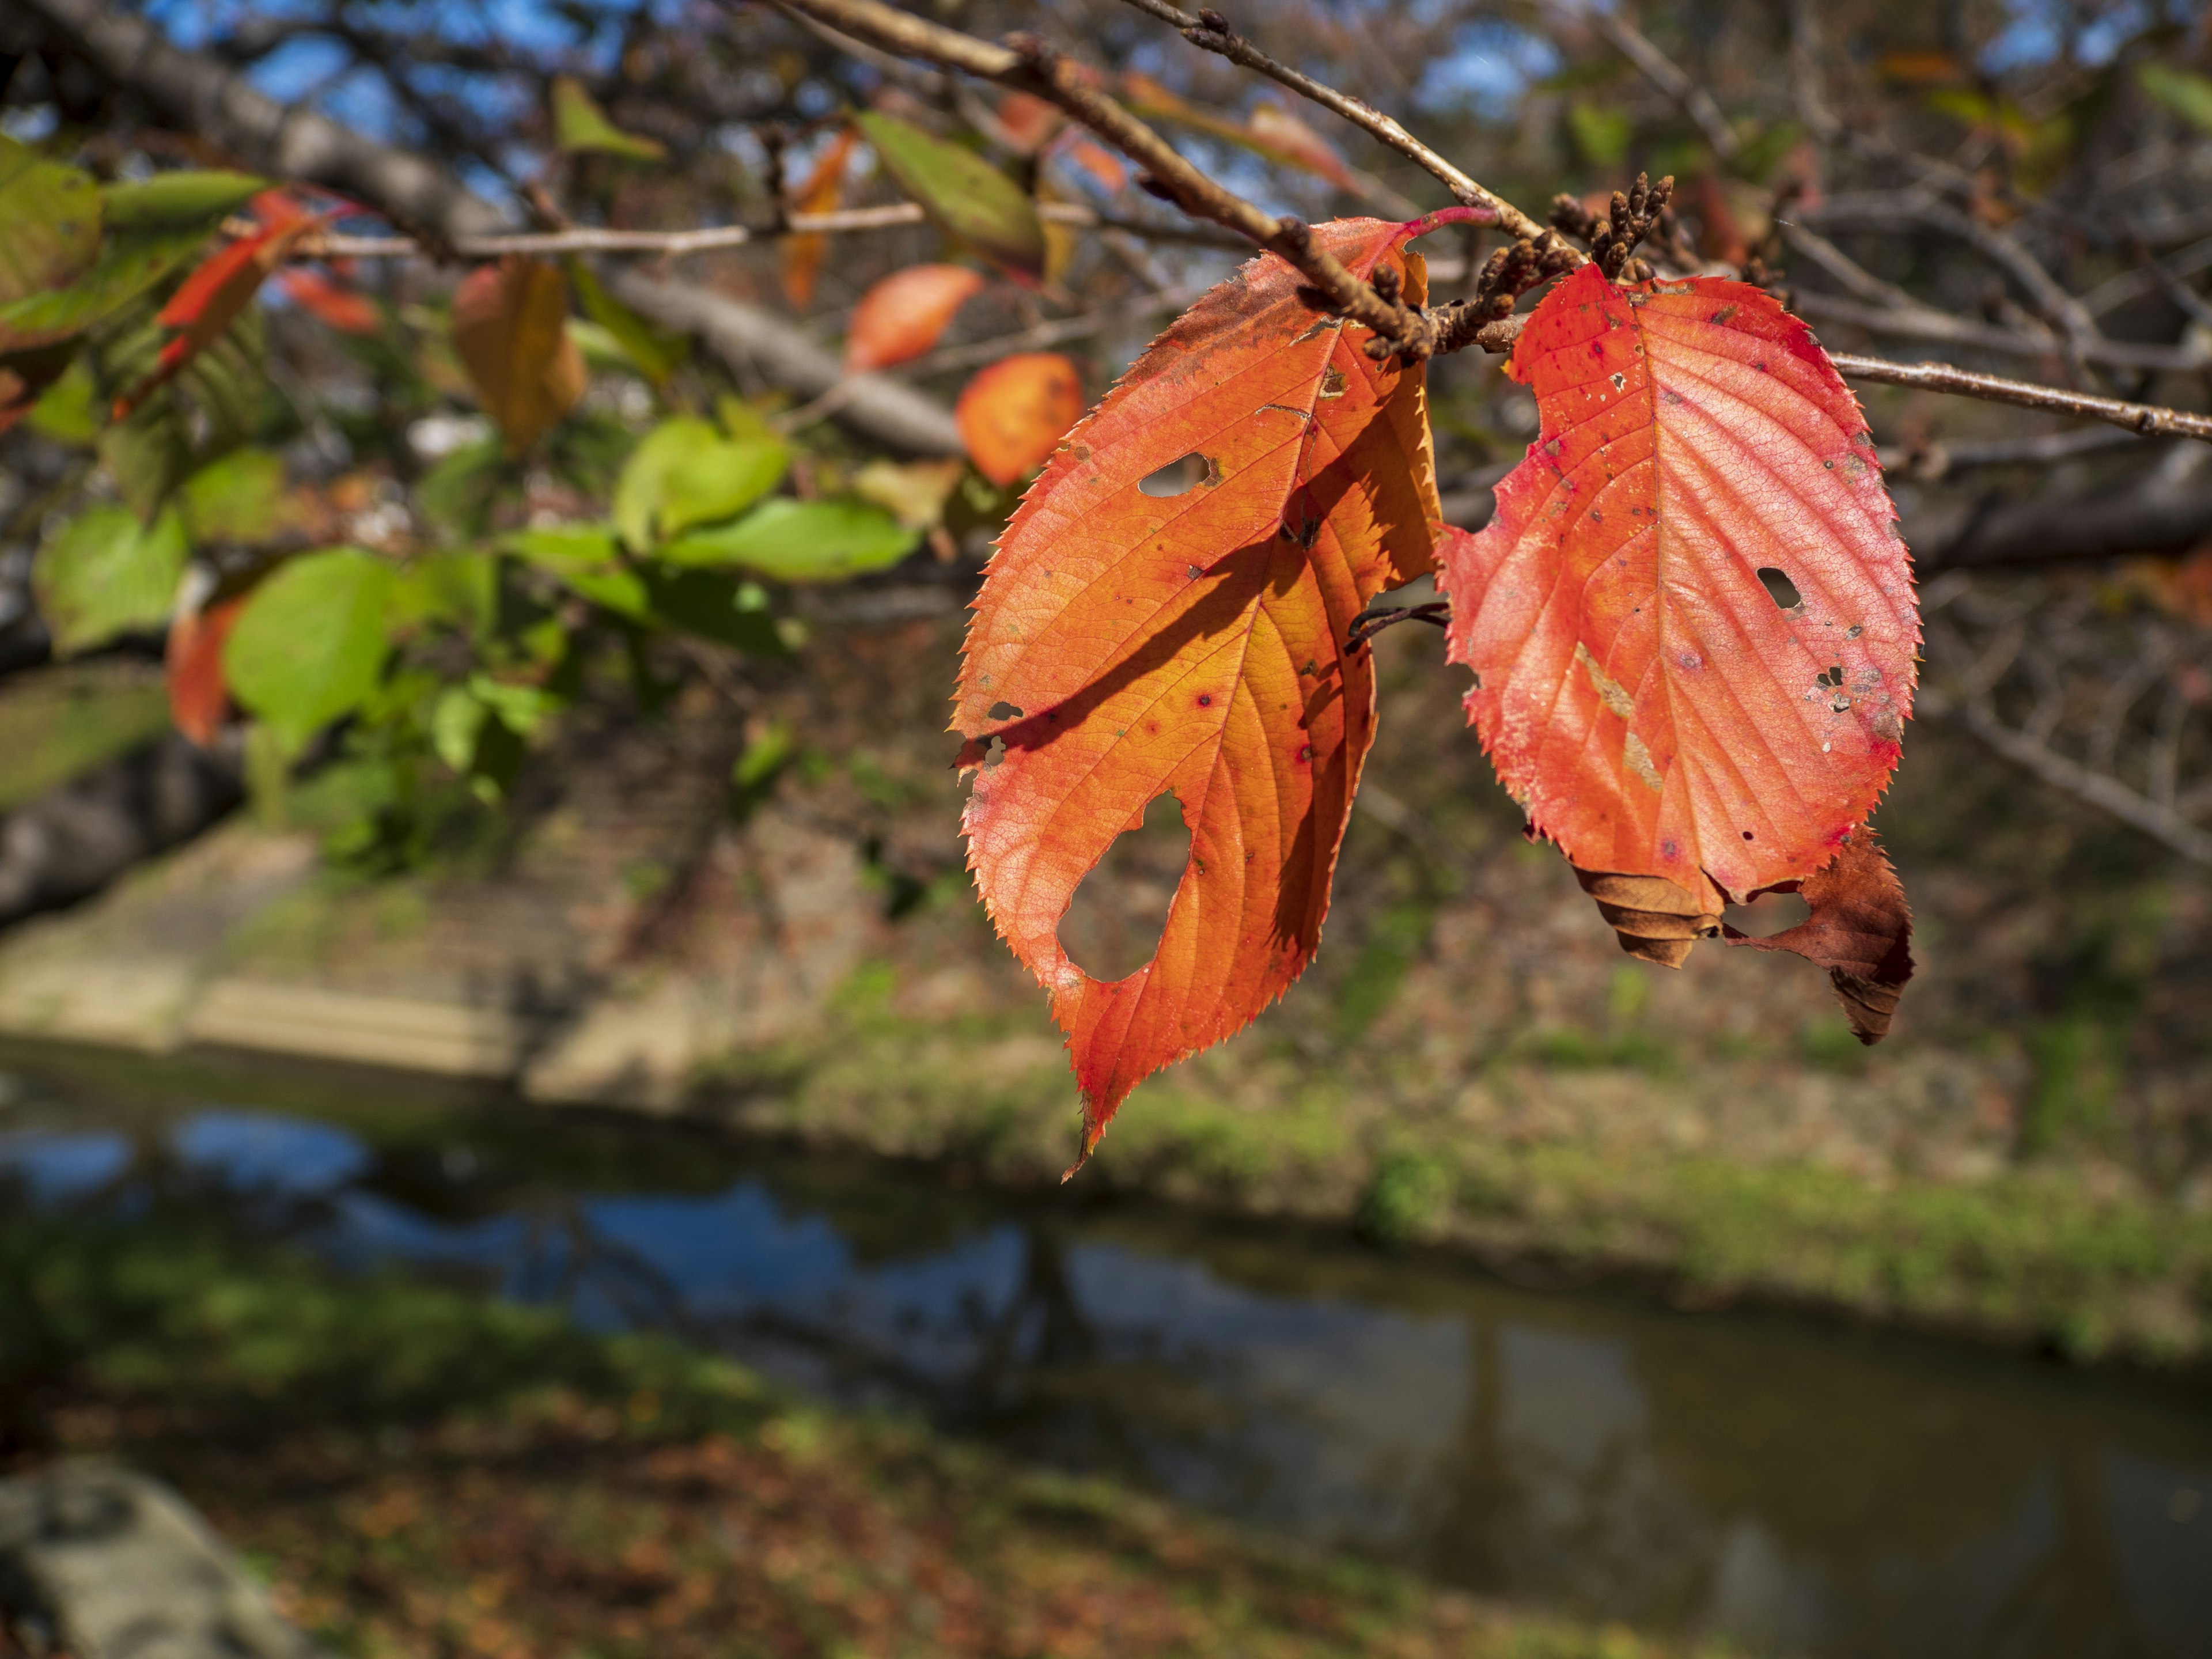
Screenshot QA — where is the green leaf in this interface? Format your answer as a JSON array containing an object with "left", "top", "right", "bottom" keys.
[
  {"left": 1567, "top": 100, "right": 1634, "bottom": 169},
  {"left": 23, "top": 353, "right": 99, "bottom": 444},
  {"left": 612, "top": 418, "right": 788, "bottom": 551},
  {"left": 0, "top": 222, "right": 214, "bottom": 349},
  {"left": 2139, "top": 63, "right": 2212, "bottom": 133},
  {"left": 33, "top": 505, "right": 189, "bottom": 654},
  {"left": 504, "top": 522, "right": 653, "bottom": 619},
  {"left": 181, "top": 448, "right": 285, "bottom": 544},
  {"left": 853, "top": 111, "right": 1046, "bottom": 284},
  {"left": 0, "top": 137, "right": 102, "bottom": 312},
  {"left": 660, "top": 497, "right": 918, "bottom": 582},
  {"left": 636, "top": 567, "right": 788, "bottom": 654},
  {"left": 551, "top": 77, "right": 668, "bottom": 160},
  {"left": 100, "top": 171, "right": 267, "bottom": 229},
  {"left": 415, "top": 433, "right": 510, "bottom": 536},
  {"left": 567, "top": 259, "right": 685, "bottom": 387},
  {"left": 224, "top": 548, "right": 396, "bottom": 755},
  {"left": 388, "top": 550, "right": 497, "bottom": 637}
]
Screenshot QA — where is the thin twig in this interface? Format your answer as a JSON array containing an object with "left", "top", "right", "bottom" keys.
[
  {"left": 766, "top": 0, "right": 1486, "bottom": 358},
  {"left": 1113, "top": 0, "right": 1557, "bottom": 243},
  {"left": 1796, "top": 292, "right": 2208, "bottom": 373},
  {"left": 1829, "top": 354, "right": 2212, "bottom": 443},
  {"left": 1581, "top": 7, "right": 1740, "bottom": 161},
  {"left": 293, "top": 200, "right": 1242, "bottom": 260}
]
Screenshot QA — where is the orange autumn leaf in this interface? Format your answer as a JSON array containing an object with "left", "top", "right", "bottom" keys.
[
  {"left": 451, "top": 255, "right": 587, "bottom": 453},
  {"left": 781, "top": 127, "right": 859, "bottom": 309},
  {"left": 1437, "top": 264, "right": 1918, "bottom": 915},
  {"left": 167, "top": 595, "right": 245, "bottom": 747},
  {"left": 844, "top": 264, "right": 985, "bottom": 373},
  {"left": 955, "top": 352, "right": 1084, "bottom": 487},
  {"left": 1246, "top": 101, "right": 1354, "bottom": 190},
  {"left": 1058, "top": 135, "right": 1128, "bottom": 195},
  {"left": 955, "top": 214, "right": 1468, "bottom": 1161},
  {"left": 116, "top": 192, "right": 319, "bottom": 418},
  {"left": 278, "top": 267, "right": 381, "bottom": 335},
  {"left": 996, "top": 92, "right": 1063, "bottom": 153}
]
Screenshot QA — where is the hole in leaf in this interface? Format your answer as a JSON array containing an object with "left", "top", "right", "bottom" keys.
[
  {"left": 1058, "top": 793, "right": 1190, "bottom": 981},
  {"left": 1755, "top": 567, "right": 1802, "bottom": 609},
  {"left": 982, "top": 736, "right": 1006, "bottom": 769},
  {"left": 1139, "top": 454, "right": 1210, "bottom": 497},
  {"left": 988, "top": 701, "right": 1024, "bottom": 721},
  {"left": 1723, "top": 891, "right": 1810, "bottom": 938}
]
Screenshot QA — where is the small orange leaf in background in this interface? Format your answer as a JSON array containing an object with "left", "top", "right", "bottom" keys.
[
  {"left": 1437, "top": 262, "right": 1918, "bottom": 923},
  {"left": 955, "top": 212, "right": 1476, "bottom": 1160},
  {"left": 451, "top": 255, "right": 587, "bottom": 453},
  {"left": 167, "top": 595, "right": 244, "bottom": 747},
  {"left": 1246, "top": 101, "right": 1354, "bottom": 189},
  {"left": 1726, "top": 830, "right": 1914, "bottom": 1043},
  {"left": 1058, "top": 135, "right": 1128, "bottom": 195},
  {"left": 278, "top": 267, "right": 380, "bottom": 334},
  {"left": 116, "top": 191, "right": 319, "bottom": 418},
  {"left": 955, "top": 352, "right": 1084, "bottom": 487},
  {"left": 997, "top": 92, "right": 1063, "bottom": 153},
  {"left": 781, "top": 127, "right": 858, "bottom": 309},
  {"left": 844, "top": 264, "right": 985, "bottom": 373}
]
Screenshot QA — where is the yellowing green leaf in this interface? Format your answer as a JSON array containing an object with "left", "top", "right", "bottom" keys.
[
  {"left": 660, "top": 497, "right": 918, "bottom": 582},
  {"left": 854, "top": 111, "right": 1046, "bottom": 285},
  {"left": 0, "top": 137, "right": 101, "bottom": 313},
  {"left": 100, "top": 171, "right": 267, "bottom": 229},
  {"left": 0, "top": 222, "right": 214, "bottom": 350},
  {"left": 567, "top": 259, "right": 685, "bottom": 386},
  {"left": 551, "top": 77, "right": 667, "bottom": 160},
  {"left": 612, "top": 418, "right": 788, "bottom": 551},
  {"left": 2140, "top": 62, "right": 2212, "bottom": 132},
  {"left": 181, "top": 448, "right": 286, "bottom": 545},
  {"left": 34, "top": 505, "right": 189, "bottom": 654},
  {"left": 224, "top": 548, "right": 396, "bottom": 754}
]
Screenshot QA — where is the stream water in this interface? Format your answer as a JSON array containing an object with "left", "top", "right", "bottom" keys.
[{"left": 2, "top": 1043, "right": 2207, "bottom": 1658}]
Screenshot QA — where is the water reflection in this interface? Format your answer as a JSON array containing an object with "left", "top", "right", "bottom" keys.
[{"left": 2, "top": 1089, "right": 2207, "bottom": 1658}]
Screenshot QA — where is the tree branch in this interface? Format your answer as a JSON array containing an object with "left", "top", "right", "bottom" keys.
[
  {"left": 1582, "top": 7, "right": 1741, "bottom": 162},
  {"left": 1112, "top": 0, "right": 1556, "bottom": 241},
  {"left": 765, "top": 0, "right": 1498, "bottom": 359},
  {"left": 9, "top": 0, "right": 965, "bottom": 456},
  {"left": 1830, "top": 354, "right": 2212, "bottom": 443}
]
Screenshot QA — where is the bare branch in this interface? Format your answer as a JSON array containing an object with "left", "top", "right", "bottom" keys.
[
  {"left": 1581, "top": 7, "right": 1741, "bottom": 162},
  {"left": 1113, "top": 0, "right": 1555, "bottom": 241},
  {"left": 293, "top": 200, "right": 1241, "bottom": 260},
  {"left": 1797, "top": 293, "right": 2209, "bottom": 373},
  {"left": 1830, "top": 354, "right": 2212, "bottom": 444},
  {"left": 1945, "top": 700, "right": 2212, "bottom": 865},
  {"left": 764, "top": 0, "right": 1509, "bottom": 360}
]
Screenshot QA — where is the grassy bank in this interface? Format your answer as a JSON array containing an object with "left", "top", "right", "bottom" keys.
[
  {"left": 0, "top": 1199, "right": 1709, "bottom": 1659},
  {"left": 704, "top": 988, "right": 2212, "bottom": 1368}
]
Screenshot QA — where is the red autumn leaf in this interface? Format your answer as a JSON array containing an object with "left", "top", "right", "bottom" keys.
[
  {"left": 955, "top": 352, "right": 1085, "bottom": 487},
  {"left": 844, "top": 264, "right": 986, "bottom": 373},
  {"left": 116, "top": 195, "right": 321, "bottom": 418},
  {"left": 1725, "top": 828, "right": 1915, "bottom": 1042},
  {"left": 1437, "top": 263, "right": 1918, "bottom": 911},
  {"left": 955, "top": 213, "right": 1468, "bottom": 1161},
  {"left": 781, "top": 127, "right": 859, "bottom": 309},
  {"left": 166, "top": 595, "right": 245, "bottom": 747},
  {"left": 451, "top": 255, "right": 588, "bottom": 453},
  {"left": 278, "top": 267, "right": 381, "bottom": 335}
]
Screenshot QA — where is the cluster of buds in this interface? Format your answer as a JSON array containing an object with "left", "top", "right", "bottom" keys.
[{"left": 1551, "top": 172, "right": 1685, "bottom": 279}]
